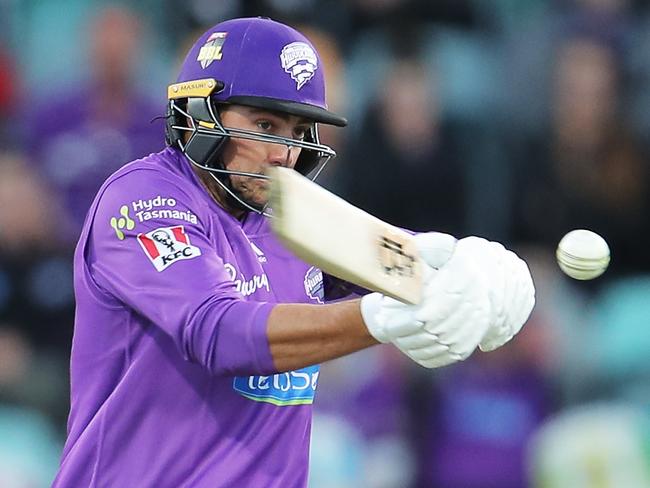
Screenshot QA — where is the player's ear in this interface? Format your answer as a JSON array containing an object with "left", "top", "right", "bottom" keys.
[
  {"left": 182, "top": 117, "right": 192, "bottom": 143},
  {"left": 293, "top": 126, "right": 320, "bottom": 176}
]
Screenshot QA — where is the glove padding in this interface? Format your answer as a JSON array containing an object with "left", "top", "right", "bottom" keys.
[
  {"left": 452, "top": 237, "right": 535, "bottom": 351},
  {"left": 361, "top": 232, "right": 492, "bottom": 368},
  {"left": 361, "top": 231, "right": 456, "bottom": 344}
]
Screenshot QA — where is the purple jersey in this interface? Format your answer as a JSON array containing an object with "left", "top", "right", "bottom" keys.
[{"left": 53, "top": 147, "right": 331, "bottom": 487}]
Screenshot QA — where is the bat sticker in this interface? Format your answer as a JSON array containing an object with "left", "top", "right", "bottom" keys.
[{"left": 377, "top": 235, "right": 416, "bottom": 277}]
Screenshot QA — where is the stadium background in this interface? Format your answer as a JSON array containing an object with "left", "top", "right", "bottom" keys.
[{"left": 0, "top": 0, "right": 649, "bottom": 486}]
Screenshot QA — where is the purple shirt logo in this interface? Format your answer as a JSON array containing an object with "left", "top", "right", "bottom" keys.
[
  {"left": 304, "top": 266, "right": 324, "bottom": 303},
  {"left": 223, "top": 263, "right": 270, "bottom": 297},
  {"left": 136, "top": 225, "right": 201, "bottom": 272},
  {"left": 233, "top": 365, "right": 320, "bottom": 406}
]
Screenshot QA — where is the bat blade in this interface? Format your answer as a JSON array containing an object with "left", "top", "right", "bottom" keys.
[{"left": 268, "top": 167, "right": 422, "bottom": 304}]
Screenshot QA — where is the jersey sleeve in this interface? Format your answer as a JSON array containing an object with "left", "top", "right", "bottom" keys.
[{"left": 82, "top": 167, "right": 276, "bottom": 376}]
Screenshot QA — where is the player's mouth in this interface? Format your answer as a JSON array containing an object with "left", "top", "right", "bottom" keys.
[{"left": 256, "top": 180, "right": 269, "bottom": 192}]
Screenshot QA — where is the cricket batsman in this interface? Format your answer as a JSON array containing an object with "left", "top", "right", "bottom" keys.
[{"left": 52, "top": 17, "right": 535, "bottom": 487}]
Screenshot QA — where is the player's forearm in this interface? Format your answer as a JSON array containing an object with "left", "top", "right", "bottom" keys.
[{"left": 267, "top": 299, "right": 379, "bottom": 372}]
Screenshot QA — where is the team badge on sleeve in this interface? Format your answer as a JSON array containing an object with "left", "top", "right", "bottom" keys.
[
  {"left": 137, "top": 225, "right": 201, "bottom": 272},
  {"left": 304, "top": 266, "right": 324, "bottom": 303}
]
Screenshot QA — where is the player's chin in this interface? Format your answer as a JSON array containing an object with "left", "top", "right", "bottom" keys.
[
  {"left": 242, "top": 186, "right": 269, "bottom": 209},
  {"left": 253, "top": 189, "right": 270, "bottom": 208}
]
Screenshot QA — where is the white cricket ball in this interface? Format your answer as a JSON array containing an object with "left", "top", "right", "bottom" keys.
[{"left": 556, "top": 229, "right": 610, "bottom": 280}]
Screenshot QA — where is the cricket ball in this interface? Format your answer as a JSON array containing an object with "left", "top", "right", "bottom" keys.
[{"left": 556, "top": 229, "right": 610, "bottom": 280}]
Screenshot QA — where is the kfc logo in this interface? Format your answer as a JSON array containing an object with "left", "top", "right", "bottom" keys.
[{"left": 137, "top": 225, "right": 201, "bottom": 271}]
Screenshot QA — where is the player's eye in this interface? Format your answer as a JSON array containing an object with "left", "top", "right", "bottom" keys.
[
  {"left": 293, "top": 127, "right": 309, "bottom": 140},
  {"left": 257, "top": 120, "right": 272, "bottom": 132}
]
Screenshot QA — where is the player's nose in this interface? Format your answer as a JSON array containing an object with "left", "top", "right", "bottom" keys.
[{"left": 267, "top": 144, "right": 294, "bottom": 168}]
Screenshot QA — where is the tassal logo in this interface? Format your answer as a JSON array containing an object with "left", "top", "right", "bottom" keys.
[{"left": 233, "top": 365, "right": 320, "bottom": 406}]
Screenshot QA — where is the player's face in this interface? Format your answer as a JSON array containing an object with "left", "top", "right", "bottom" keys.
[{"left": 219, "top": 106, "right": 312, "bottom": 207}]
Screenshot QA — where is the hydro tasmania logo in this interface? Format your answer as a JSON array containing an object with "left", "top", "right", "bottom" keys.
[
  {"left": 110, "top": 205, "right": 136, "bottom": 240},
  {"left": 110, "top": 196, "right": 198, "bottom": 240},
  {"left": 137, "top": 225, "right": 201, "bottom": 272},
  {"left": 131, "top": 196, "right": 198, "bottom": 225}
]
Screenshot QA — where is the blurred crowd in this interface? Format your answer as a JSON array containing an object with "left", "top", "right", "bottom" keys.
[{"left": 1, "top": 0, "right": 650, "bottom": 487}]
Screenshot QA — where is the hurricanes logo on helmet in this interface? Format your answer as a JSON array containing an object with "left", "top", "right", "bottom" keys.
[
  {"left": 280, "top": 42, "right": 318, "bottom": 90},
  {"left": 197, "top": 32, "right": 228, "bottom": 69}
]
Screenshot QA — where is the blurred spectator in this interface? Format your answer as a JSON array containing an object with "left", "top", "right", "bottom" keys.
[
  {"left": 0, "top": 46, "right": 14, "bottom": 111},
  {"left": 243, "top": 0, "right": 351, "bottom": 43},
  {"left": 0, "top": 324, "right": 68, "bottom": 427},
  {"left": 575, "top": 275, "right": 650, "bottom": 403},
  {"left": 0, "top": 326, "right": 64, "bottom": 487},
  {"left": 308, "top": 412, "right": 366, "bottom": 488},
  {"left": 0, "top": 43, "right": 16, "bottom": 147},
  {"left": 510, "top": 32, "right": 650, "bottom": 277},
  {"left": 413, "top": 326, "right": 554, "bottom": 488},
  {"left": 314, "top": 348, "right": 416, "bottom": 488},
  {"left": 294, "top": 24, "right": 348, "bottom": 188},
  {"left": 0, "top": 406, "right": 61, "bottom": 488},
  {"left": 348, "top": 0, "right": 478, "bottom": 34},
  {"left": 25, "top": 5, "right": 164, "bottom": 243},
  {"left": 338, "top": 55, "right": 467, "bottom": 234},
  {"left": 513, "top": 245, "right": 598, "bottom": 407},
  {"left": 0, "top": 152, "right": 74, "bottom": 355},
  {"left": 528, "top": 403, "right": 650, "bottom": 488},
  {"left": 168, "top": 0, "right": 244, "bottom": 33}
]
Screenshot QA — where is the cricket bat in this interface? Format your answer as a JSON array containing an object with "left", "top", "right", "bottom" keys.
[{"left": 268, "top": 167, "right": 423, "bottom": 304}]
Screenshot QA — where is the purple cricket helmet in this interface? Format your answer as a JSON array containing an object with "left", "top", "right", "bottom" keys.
[
  {"left": 165, "top": 17, "right": 345, "bottom": 214},
  {"left": 175, "top": 17, "right": 346, "bottom": 127}
]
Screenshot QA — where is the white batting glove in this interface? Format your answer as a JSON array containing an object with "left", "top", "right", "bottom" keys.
[
  {"left": 361, "top": 232, "right": 492, "bottom": 368},
  {"left": 453, "top": 237, "right": 535, "bottom": 351},
  {"left": 360, "top": 232, "right": 456, "bottom": 344}
]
